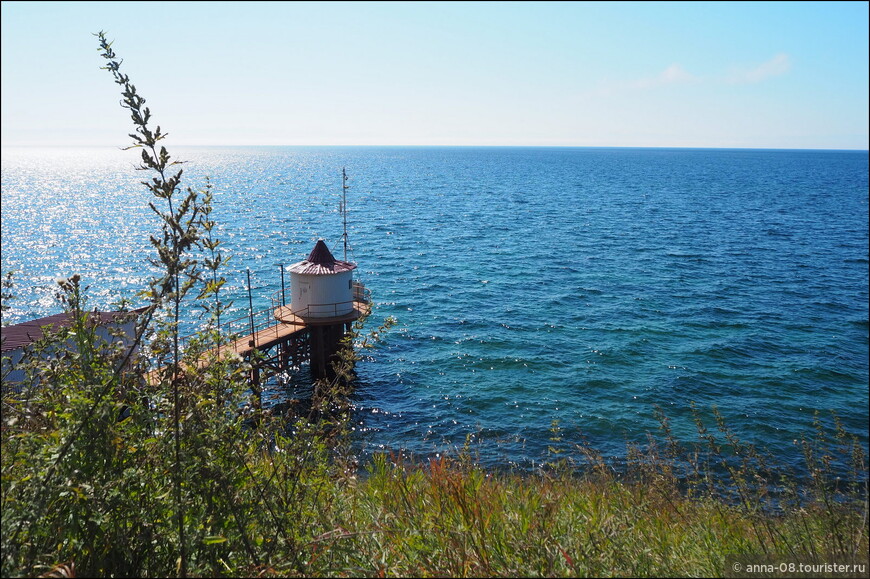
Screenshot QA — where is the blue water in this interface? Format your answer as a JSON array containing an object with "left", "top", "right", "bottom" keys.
[{"left": 2, "top": 146, "right": 868, "bottom": 470}]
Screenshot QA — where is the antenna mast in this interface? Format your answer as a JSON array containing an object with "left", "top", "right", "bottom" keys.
[{"left": 341, "top": 167, "right": 349, "bottom": 262}]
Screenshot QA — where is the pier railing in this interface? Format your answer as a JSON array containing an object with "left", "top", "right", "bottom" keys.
[
  {"left": 177, "top": 281, "right": 370, "bottom": 353},
  {"left": 221, "top": 307, "right": 278, "bottom": 343},
  {"left": 174, "top": 306, "right": 274, "bottom": 353}
]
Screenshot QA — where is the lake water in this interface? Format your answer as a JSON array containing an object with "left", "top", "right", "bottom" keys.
[{"left": 2, "top": 146, "right": 868, "bottom": 471}]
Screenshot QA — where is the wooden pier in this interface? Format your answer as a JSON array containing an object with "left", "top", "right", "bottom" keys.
[
  {"left": 147, "top": 230, "right": 371, "bottom": 392},
  {"left": 145, "top": 291, "right": 370, "bottom": 388}
]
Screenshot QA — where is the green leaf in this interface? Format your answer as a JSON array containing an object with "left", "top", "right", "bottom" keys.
[{"left": 203, "top": 536, "right": 227, "bottom": 545}]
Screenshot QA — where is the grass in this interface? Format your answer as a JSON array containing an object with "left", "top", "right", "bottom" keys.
[
  {"left": 268, "top": 415, "right": 867, "bottom": 578},
  {"left": 4, "top": 352, "right": 866, "bottom": 578}
]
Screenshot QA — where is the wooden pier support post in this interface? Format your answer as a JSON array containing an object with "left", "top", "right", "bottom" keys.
[
  {"left": 278, "top": 339, "right": 290, "bottom": 372},
  {"left": 248, "top": 339, "right": 262, "bottom": 409},
  {"left": 309, "top": 323, "right": 347, "bottom": 380},
  {"left": 309, "top": 325, "right": 327, "bottom": 379}
]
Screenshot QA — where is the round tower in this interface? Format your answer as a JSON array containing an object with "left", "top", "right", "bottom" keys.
[{"left": 288, "top": 239, "right": 357, "bottom": 319}]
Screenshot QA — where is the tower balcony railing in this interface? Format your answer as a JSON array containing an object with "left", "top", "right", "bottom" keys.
[
  {"left": 270, "top": 280, "right": 370, "bottom": 314},
  {"left": 352, "top": 281, "right": 371, "bottom": 304}
]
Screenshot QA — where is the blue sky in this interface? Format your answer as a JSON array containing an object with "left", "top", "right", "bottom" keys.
[{"left": 1, "top": 1, "right": 868, "bottom": 149}]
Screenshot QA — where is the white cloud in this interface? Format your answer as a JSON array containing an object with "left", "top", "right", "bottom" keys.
[
  {"left": 590, "top": 53, "right": 790, "bottom": 100},
  {"left": 632, "top": 63, "right": 695, "bottom": 89},
  {"left": 727, "top": 53, "right": 791, "bottom": 84},
  {"left": 593, "top": 63, "right": 695, "bottom": 97}
]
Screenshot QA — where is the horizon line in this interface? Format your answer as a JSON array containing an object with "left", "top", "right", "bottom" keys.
[{"left": 3, "top": 143, "right": 868, "bottom": 153}]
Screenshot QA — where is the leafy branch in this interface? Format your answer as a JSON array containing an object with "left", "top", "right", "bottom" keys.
[{"left": 96, "top": 31, "right": 229, "bottom": 577}]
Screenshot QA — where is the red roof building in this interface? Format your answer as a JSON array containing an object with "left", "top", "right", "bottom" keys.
[
  {"left": 1, "top": 308, "right": 146, "bottom": 387},
  {"left": 288, "top": 239, "right": 357, "bottom": 276}
]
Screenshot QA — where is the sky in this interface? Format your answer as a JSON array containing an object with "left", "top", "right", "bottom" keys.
[{"left": 1, "top": 1, "right": 868, "bottom": 149}]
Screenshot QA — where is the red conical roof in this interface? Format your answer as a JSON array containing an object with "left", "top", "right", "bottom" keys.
[
  {"left": 288, "top": 239, "right": 357, "bottom": 275},
  {"left": 307, "top": 239, "right": 336, "bottom": 266}
]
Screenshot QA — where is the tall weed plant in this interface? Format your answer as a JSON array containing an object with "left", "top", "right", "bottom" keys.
[{"left": 1, "top": 33, "right": 349, "bottom": 577}]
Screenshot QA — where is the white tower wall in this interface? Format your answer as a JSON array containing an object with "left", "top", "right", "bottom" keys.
[{"left": 290, "top": 269, "right": 355, "bottom": 318}]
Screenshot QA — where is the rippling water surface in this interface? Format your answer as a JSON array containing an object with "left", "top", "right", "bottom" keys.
[{"left": 2, "top": 146, "right": 868, "bottom": 469}]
